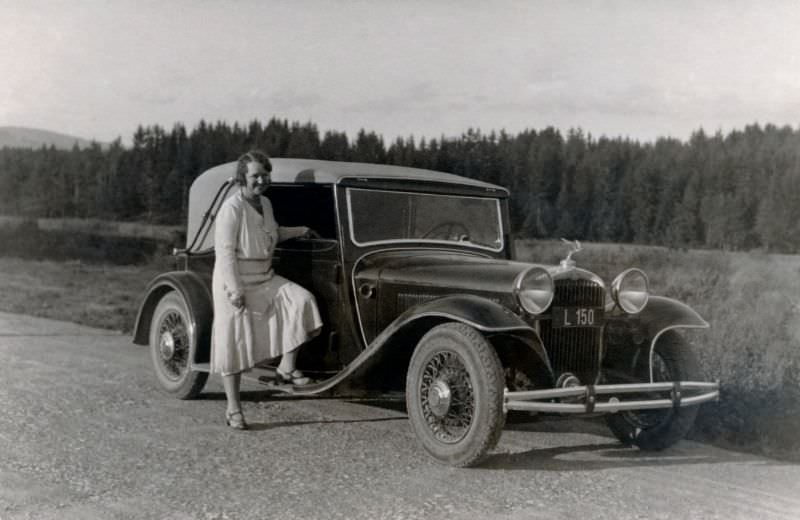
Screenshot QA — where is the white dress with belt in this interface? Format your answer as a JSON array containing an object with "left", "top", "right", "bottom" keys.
[{"left": 210, "top": 190, "right": 322, "bottom": 375}]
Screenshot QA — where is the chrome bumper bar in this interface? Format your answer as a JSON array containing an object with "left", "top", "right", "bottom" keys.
[{"left": 504, "top": 381, "right": 720, "bottom": 414}]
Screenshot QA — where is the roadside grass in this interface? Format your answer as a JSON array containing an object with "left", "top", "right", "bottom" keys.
[
  {"left": 0, "top": 224, "right": 180, "bottom": 332},
  {"left": 0, "top": 256, "right": 173, "bottom": 332}
]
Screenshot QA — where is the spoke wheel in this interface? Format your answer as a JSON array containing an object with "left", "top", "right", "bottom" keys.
[
  {"left": 406, "top": 323, "right": 505, "bottom": 467},
  {"left": 149, "top": 292, "right": 208, "bottom": 399},
  {"left": 157, "top": 310, "right": 189, "bottom": 381},
  {"left": 420, "top": 351, "right": 476, "bottom": 443},
  {"left": 605, "top": 330, "right": 700, "bottom": 450},
  {"left": 620, "top": 351, "right": 673, "bottom": 429}
]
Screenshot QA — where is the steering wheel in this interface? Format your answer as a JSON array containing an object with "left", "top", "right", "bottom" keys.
[{"left": 421, "top": 221, "right": 470, "bottom": 240}]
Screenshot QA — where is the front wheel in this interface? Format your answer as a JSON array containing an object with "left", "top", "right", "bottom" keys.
[
  {"left": 406, "top": 323, "right": 505, "bottom": 467},
  {"left": 605, "top": 330, "right": 701, "bottom": 450},
  {"left": 149, "top": 291, "right": 208, "bottom": 399}
]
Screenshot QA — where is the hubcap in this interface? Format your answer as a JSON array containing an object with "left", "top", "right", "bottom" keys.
[
  {"left": 427, "top": 379, "right": 452, "bottom": 418},
  {"left": 156, "top": 310, "right": 189, "bottom": 381},
  {"left": 159, "top": 331, "right": 175, "bottom": 360},
  {"left": 419, "top": 351, "right": 475, "bottom": 444}
]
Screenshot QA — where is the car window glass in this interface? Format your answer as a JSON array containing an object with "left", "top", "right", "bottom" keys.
[
  {"left": 267, "top": 185, "right": 337, "bottom": 239},
  {"left": 348, "top": 188, "right": 503, "bottom": 251}
]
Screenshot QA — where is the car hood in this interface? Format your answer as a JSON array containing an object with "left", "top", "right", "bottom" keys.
[
  {"left": 356, "top": 251, "right": 540, "bottom": 293},
  {"left": 355, "top": 250, "right": 605, "bottom": 292}
]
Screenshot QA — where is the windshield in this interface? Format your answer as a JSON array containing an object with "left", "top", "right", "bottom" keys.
[{"left": 347, "top": 188, "right": 504, "bottom": 251}]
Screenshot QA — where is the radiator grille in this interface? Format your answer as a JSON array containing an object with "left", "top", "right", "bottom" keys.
[
  {"left": 541, "top": 279, "right": 605, "bottom": 383},
  {"left": 553, "top": 278, "right": 605, "bottom": 307}
]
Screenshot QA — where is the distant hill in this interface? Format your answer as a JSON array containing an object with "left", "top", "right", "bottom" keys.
[{"left": 0, "top": 126, "right": 107, "bottom": 150}]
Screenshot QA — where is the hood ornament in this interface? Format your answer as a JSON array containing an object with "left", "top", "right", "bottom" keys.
[{"left": 559, "top": 238, "right": 582, "bottom": 269}]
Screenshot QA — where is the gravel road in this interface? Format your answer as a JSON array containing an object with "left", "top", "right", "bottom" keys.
[{"left": 1, "top": 311, "right": 799, "bottom": 520}]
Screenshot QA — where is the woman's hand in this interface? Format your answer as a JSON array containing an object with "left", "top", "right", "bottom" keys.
[
  {"left": 228, "top": 291, "right": 245, "bottom": 310},
  {"left": 302, "top": 227, "right": 321, "bottom": 239}
]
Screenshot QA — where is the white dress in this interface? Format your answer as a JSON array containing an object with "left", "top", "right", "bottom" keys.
[{"left": 209, "top": 190, "right": 322, "bottom": 375}]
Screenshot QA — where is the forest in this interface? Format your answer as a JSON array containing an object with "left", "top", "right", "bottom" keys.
[{"left": 1, "top": 117, "right": 799, "bottom": 253}]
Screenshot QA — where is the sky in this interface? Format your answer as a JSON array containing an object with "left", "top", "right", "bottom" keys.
[{"left": 3, "top": 0, "right": 800, "bottom": 145}]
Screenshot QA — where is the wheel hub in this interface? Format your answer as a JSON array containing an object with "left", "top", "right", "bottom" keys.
[
  {"left": 427, "top": 379, "right": 452, "bottom": 418},
  {"left": 418, "top": 350, "right": 475, "bottom": 444},
  {"left": 159, "top": 331, "right": 176, "bottom": 360}
]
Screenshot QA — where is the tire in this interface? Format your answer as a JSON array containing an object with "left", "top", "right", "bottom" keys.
[
  {"left": 149, "top": 291, "right": 208, "bottom": 399},
  {"left": 605, "top": 330, "right": 700, "bottom": 451},
  {"left": 405, "top": 322, "right": 505, "bottom": 467}
]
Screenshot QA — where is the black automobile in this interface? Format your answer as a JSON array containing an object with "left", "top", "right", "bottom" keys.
[{"left": 133, "top": 158, "right": 719, "bottom": 467}]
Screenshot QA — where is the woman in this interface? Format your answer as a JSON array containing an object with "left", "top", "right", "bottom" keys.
[{"left": 210, "top": 150, "right": 322, "bottom": 430}]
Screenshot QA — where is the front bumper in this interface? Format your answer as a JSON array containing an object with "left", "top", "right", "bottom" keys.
[{"left": 503, "top": 381, "right": 720, "bottom": 414}]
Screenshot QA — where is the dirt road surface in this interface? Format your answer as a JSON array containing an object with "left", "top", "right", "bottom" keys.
[{"left": 1, "top": 311, "right": 799, "bottom": 520}]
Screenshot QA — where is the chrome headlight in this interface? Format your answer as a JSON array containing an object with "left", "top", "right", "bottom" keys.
[
  {"left": 611, "top": 268, "right": 649, "bottom": 314},
  {"left": 514, "top": 266, "right": 554, "bottom": 315}
]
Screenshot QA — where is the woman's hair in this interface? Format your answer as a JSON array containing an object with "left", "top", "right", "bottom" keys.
[{"left": 234, "top": 150, "right": 272, "bottom": 185}]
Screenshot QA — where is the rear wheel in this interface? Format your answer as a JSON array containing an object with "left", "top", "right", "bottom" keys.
[
  {"left": 605, "top": 331, "right": 700, "bottom": 450},
  {"left": 149, "top": 292, "right": 208, "bottom": 399},
  {"left": 406, "top": 323, "right": 505, "bottom": 467}
]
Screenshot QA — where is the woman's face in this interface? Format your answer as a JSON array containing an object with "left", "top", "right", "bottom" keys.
[{"left": 243, "top": 161, "right": 271, "bottom": 198}]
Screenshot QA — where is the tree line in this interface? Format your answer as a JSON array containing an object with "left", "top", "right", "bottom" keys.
[{"left": 1, "top": 117, "right": 799, "bottom": 252}]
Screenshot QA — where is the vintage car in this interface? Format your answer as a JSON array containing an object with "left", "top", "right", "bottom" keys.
[{"left": 133, "top": 158, "right": 719, "bottom": 467}]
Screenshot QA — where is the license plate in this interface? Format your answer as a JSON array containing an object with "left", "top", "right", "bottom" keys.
[{"left": 552, "top": 307, "right": 603, "bottom": 328}]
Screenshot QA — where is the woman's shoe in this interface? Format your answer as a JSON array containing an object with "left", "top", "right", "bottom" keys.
[
  {"left": 276, "top": 368, "right": 311, "bottom": 386},
  {"left": 225, "top": 409, "right": 249, "bottom": 430}
]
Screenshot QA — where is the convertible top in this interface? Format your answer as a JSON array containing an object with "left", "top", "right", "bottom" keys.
[
  {"left": 186, "top": 158, "right": 508, "bottom": 250},
  {"left": 193, "top": 158, "right": 506, "bottom": 188}
]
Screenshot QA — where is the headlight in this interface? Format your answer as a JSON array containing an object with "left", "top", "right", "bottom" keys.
[
  {"left": 611, "top": 268, "right": 649, "bottom": 314},
  {"left": 514, "top": 266, "right": 554, "bottom": 315}
]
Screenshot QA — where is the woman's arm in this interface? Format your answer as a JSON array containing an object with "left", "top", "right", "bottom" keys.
[
  {"left": 215, "top": 202, "right": 243, "bottom": 305},
  {"left": 277, "top": 226, "right": 315, "bottom": 243}
]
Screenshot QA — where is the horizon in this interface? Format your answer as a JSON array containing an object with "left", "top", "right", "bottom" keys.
[{"left": 6, "top": 117, "right": 800, "bottom": 150}]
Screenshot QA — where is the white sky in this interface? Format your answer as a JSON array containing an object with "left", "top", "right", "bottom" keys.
[{"left": 2, "top": 0, "right": 800, "bottom": 144}]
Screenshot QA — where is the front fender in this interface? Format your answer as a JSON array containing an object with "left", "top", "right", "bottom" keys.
[
  {"left": 132, "top": 271, "right": 213, "bottom": 366},
  {"left": 375, "top": 295, "right": 552, "bottom": 384},
  {"left": 638, "top": 296, "right": 709, "bottom": 383},
  {"left": 638, "top": 296, "right": 709, "bottom": 341},
  {"left": 289, "top": 294, "right": 552, "bottom": 396},
  {"left": 402, "top": 294, "right": 534, "bottom": 333}
]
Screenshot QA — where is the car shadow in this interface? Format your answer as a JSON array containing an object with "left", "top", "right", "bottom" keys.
[
  {"left": 202, "top": 390, "right": 307, "bottom": 402},
  {"left": 202, "top": 390, "right": 407, "bottom": 406},
  {"left": 242, "top": 416, "right": 406, "bottom": 431},
  {"left": 204, "top": 390, "right": 408, "bottom": 431},
  {"left": 480, "top": 440, "right": 788, "bottom": 472},
  {"left": 206, "top": 391, "right": 788, "bottom": 471},
  {"left": 485, "top": 414, "right": 794, "bottom": 471}
]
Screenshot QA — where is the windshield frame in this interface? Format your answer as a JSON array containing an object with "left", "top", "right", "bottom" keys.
[{"left": 346, "top": 187, "right": 505, "bottom": 253}]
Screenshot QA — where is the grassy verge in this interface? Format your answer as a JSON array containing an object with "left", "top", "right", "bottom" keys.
[
  {"left": 0, "top": 256, "right": 173, "bottom": 332},
  {"left": 0, "top": 223, "right": 179, "bottom": 332}
]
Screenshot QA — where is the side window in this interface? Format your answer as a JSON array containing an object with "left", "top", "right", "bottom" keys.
[{"left": 267, "top": 185, "right": 337, "bottom": 239}]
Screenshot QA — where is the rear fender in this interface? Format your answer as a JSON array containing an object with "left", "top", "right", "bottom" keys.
[{"left": 132, "top": 271, "right": 213, "bottom": 365}]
